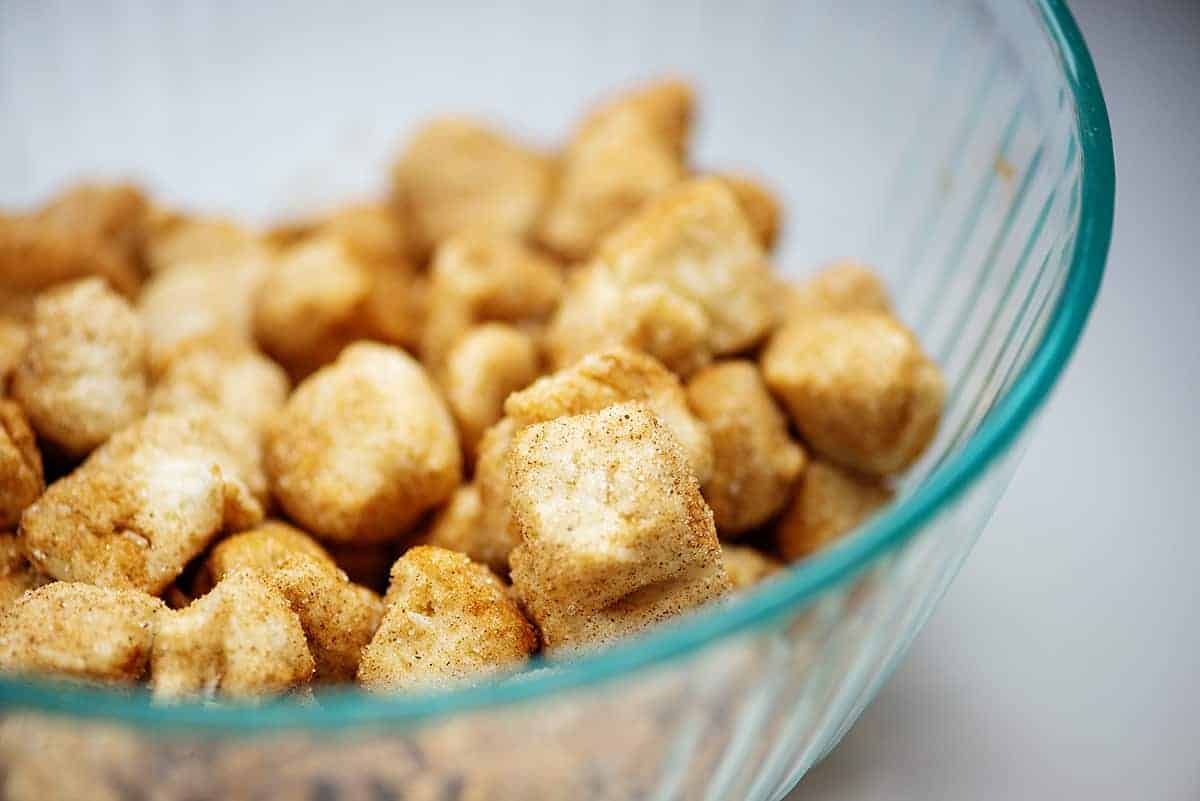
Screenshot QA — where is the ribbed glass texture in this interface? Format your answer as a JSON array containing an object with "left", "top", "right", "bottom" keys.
[{"left": 0, "top": 1, "right": 1111, "bottom": 799}]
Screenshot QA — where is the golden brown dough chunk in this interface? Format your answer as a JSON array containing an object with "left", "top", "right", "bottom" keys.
[
  {"left": 138, "top": 228, "right": 273, "bottom": 369},
  {"left": 12, "top": 278, "right": 148, "bottom": 457},
  {"left": 418, "top": 484, "right": 513, "bottom": 575},
  {"left": 761, "top": 311, "right": 945, "bottom": 475},
  {"left": 323, "top": 202, "right": 425, "bottom": 351},
  {"left": 21, "top": 412, "right": 264, "bottom": 594},
  {"left": 538, "top": 80, "right": 692, "bottom": 259},
  {"left": 265, "top": 343, "right": 461, "bottom": 545},
  {"left": 471, "top": 418, "right": 524, "bottom": 571},
  {"left": 205, "top": 523, "right": 383, "bottom": 682},
  {"left": 0, "top": 318, "right": 27, "bottom": 390},
  {"left": 151, "top": 569, "right": 313, "bottom": 699},
  {"left": 545, "top": 263, "right": 712, "bottom": 376},
  {"left": 0, "top": 401, "right": 43, "bottom": 531},
  {"left": 253, "top": 236, "right": 375, "bottom": 380},
  {"left": 0, "top": 185, "right": 144, "bottom": 305},
  {"left": 505, "top": 347, "right": 713, "bottom": 483},
  {"left": 421, "top": 230, "right": 563, "bottom": 367},
  {"left": 149, "top": 335, "right": 289, "bottom": 436},
  {"left": 0, "top": 582, "right": 162, "bottom": 683},
  {"left": 685, "top": 361, "right": 805, "bottom": 535},
  {"left": 778, "top": 260, "right": 892, "bottom": 323},
  {"left": 0, "top": 533, "right": 48, "bottom": 612},
  {"left": 144, "top": 216, "right": 266, "bottom": 275},
  {"left": 596, "top": 177, "right": 777, "bottom": 356},
  {"left": 38, "top": 182, "right": 151, "bottom": 252},
  {"left": 774, "top": 461, "right": 893, "bottom": 561},
  {"left": 358, "top": 546, "right": 536, "bottom": 691},
  {"left": 391, "top": 118, "right": 555, "bottom": 254},
  {"left": 721, "top": 543, "right": 784, "bottom": 591},
  {"left": 439, "top": 323, "right": 540, "bottom": 458},
  {"left": 507, "top": 403, "right": 729, "bottom": 650},
  {"left": 715, "top": 174, "right": 783, "bottom": 251}
]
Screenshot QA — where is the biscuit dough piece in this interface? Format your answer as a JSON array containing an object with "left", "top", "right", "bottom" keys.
[
  {"left": 151, "top": 569, "right": 313, "bottom": 699},
  {"left": 20, "top": 412, "right": 264, "bottom": 594},
  {"left": 439, "top": 323, "right": 540, "bottom": 459},
  {"left": 544, "top": 264, "right": 712, "bottom": 376},
  {"left": 421, "top": 231, "right": 563, "bottom": 368},
  {"left": 595, "top": 177, "right": 777, "bottom": 356},
  {"left": 774, "top": 461, "right": 893, "bottom": 561},
  {"left": 391, "top": 118, "right": 555, "bottom": 254},
  {"left": 418, "top": 484, "right": 512, "bottom": 576},
  {"left": 149, "top": 335, "right": 289, "bottom": 437},
  {"left": 777, "top": 260, "right": 892, "bottom": 323},
  {"left": 685, "top": 361, "right": 805, "bottom": 535},
  {"left": 144, "top": 216, "right": 266, "bottom": 275},
  {"left": 761, "top": 311, "right": 945, "bottom": 475},
  {"left": 714, "top": 174, "right": 782, "bottom": 251},
  {"left": 538, "top": 80, "right": 692, "bottom": 260},
  {"left": 265, "top": 343, "right": 461, "bottom": 545},
  {"left": 720, "top": 544, "right": 784, "bottom": 591},
  {"left": 138, "top": 249, "right": 271, "bottom": 370},
  {"left": 205, "top": 523, "right": 383, "bottom": 682},
  {"left": 358, "top": 546, "right": 536, "bottom": 691},
  {"left": 0, "top": 533, "right": 49, "bottom": 612},
  {"left": 507, "top": 404, "right": 729, "bottom": 650},
  {"left": 505, "top": 347, "right": 713, "bottom": 483},
  {"left": 12, "top": 278, "right": 149, "bottom": 457},
  {"left": 0, "top": 582, "right": 162, "bottom": 683},
  {"left": 0, "top": 401, "right": 43, "bottom": 530}
]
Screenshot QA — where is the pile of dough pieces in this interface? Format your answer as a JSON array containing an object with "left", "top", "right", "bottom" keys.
[{"left": 0, "top": 79, "right": 944, "bottom": 700}]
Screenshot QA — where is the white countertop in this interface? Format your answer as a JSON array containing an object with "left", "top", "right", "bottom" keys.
[{"left": 791, "top": 2, "right": 1200, "bottom": 798}]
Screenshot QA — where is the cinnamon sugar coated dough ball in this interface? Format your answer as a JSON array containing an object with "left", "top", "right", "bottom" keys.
[
  {"left": 0, "top": 401, "right": 43, "bottom": 530},
  {"left": 721, "top": 544, "right": 784, "bottom": 591},
  {"left": 774, "top": 460, "right": 893, "bottom": 561},
  {"left": 0, "top": 533, "right": 49, "bottom": 612},
  {"left": 20, "top": 411, "right": 264, "bottom": 594},
  {"left": 538, "top": 80, "right": 692, "bottom": 259},
  {"left": 439, "top": 323, "right": 540, "bottom": 458},
  {"left": 545, "top": 264, "right": 712, "bottom": 376},
  {"left": 715, "top": 174, "right": 783, "bottom": 251},
  {"left": 265, "top": 343, "right": 461, "bottom": 545},
  {"left": 0, "top": 318, "right": 28, "bottom": 388},
  {"left": 779, "top": 260, "right": 892, "bottom": 321},
  {"left": 151, "top": 568, "right": 313, "bottom": 699},
  {"left": 418, "top": 484, "right": 511, "bottom": 573},
  {"left": 149, "top": 335, "right": 289, "bottom": 436},
  {"left": 505, "top": 347, "right": 714, "bottom": 484},
  {"left": 206, "top": 524, "right": 383, "bottom": 682},
  {"left": 391, "top": 118, "right": 554, "bottom": 253},
  {"left": 144, "top": 216, "right": 267, "bottom": 274},
  {"left": 358, "top": 546, "right": 537, "bottom": 691},
  {"left": 421, "top": 230, "right": 563, "bottom": 367},
  {"left": 138, "top": 242, "right": 272, "bottom": 370},
  {"left": 471, "top": 418, "right": 524, "bottom": 571},
  {"left": 596, "top": 177, "right": 777, "bottom": 355},
  {"left": 253, "top": 236, "right": 374, "bottom": 380},
  {"left": 762, "top": 311, "right": 945, "bottom": 475},
  {"left": 685, "top": 361, "right": 805, "bottom": 535},
  {"left": 507, "top": 403, "right": 729, "bottom": 650},
  {"left": 0, "top": 582, "right": 163, "bottom": 683},
  {"left": 0, "top": 184, "right": 145, "bottom": 305},
  {"left": 12, "top": 278, "right": 149, "bottom": 457}
]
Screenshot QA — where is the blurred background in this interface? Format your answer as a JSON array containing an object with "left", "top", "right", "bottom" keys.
[{"left": 796, "top": 1, "right": 1199, "bottom": 799}]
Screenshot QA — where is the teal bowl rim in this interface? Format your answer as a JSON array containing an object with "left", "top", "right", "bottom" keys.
[{"left": 0, "top": 0, "right": 1113, "bottom": 732}]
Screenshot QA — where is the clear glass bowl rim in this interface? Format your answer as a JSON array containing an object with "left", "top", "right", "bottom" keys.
[{"left": 0, "top": 0, "right": 1113, "bottom": 732}]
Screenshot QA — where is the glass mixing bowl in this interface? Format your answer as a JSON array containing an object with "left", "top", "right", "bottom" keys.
[{"left": 0, "top": 0, "right": 1112, "bottom": 798}]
